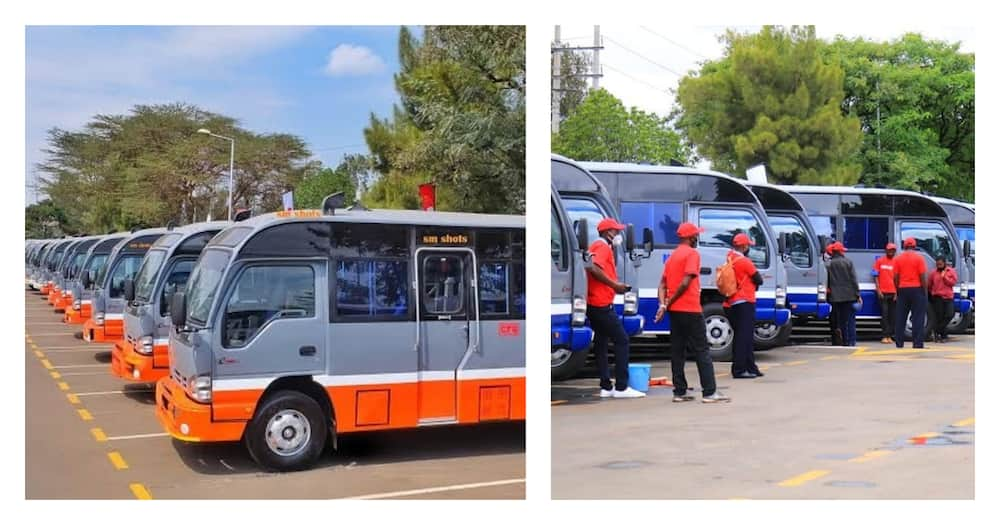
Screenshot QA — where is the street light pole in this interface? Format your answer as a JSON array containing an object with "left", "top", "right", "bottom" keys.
[{"left": 197, "top": 128, "right": 235, "bottom": 221}]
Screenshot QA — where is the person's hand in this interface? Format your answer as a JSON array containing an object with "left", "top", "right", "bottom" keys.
[
  {"left": 613, "top": 282, "right": 629, "bottom": 294},
  {"left": 876, "top": 291, "right": 883, "bottom": 301},
  {"left": 858, "top": 296, "right": 863, "bottom": 307},
  {"left": 653, "top": 301, "right": 669, "bottom": 323}
]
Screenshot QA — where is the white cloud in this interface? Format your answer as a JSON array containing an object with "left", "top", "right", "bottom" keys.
[{"left": 324, "top": 44, "right": 386, "bottom": 76}]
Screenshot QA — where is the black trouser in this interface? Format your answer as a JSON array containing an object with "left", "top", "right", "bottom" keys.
[
  {"left": 586, "top": 305, "right": 630, "bottom": 391},
  {"left": 669, "top": 311, "right": 717, "bottom": 397},
  {"left": 879, "top": 293, "right": 896, "bottom": 338},
  {"left": 828, "top": 304, "right": 843, "bottom": 346},
  {"left": 832, "top": 301, "right": 857, "bottom": 347},
  {"left": 895, "top": 287, "right": 927, "bottom": 348},
  {"left": 929, "top": 296, "right": 955, "bottom": 340},
  {"left": 726, "top": 302, "right": 758, "bottom": 376}
]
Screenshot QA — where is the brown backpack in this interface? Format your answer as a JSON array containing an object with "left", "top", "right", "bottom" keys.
[{"left": 715, "top": 256, "right": 738, "bottom": 298}]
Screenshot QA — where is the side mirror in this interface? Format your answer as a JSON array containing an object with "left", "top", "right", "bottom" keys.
[
  {"left": 81, "top": 270, "right": 92, "bottom": 289},
  {"left": 170, "top": 292, "right": 187, "bottom": 328},
  {"left": 818, "top": 235, "right": 831, "bottom": 253},
  {"left": 642, "top": 227, "right": 654, "bottom": 254},
  {"left": 625, "top": 224, "right": 636, "bottom": 252},
  {"left": 123, "top": 279, "right": 135, "bottom": 303},
  {"left": 575, "top": 218, "right": 589, "bottom": 251},
  {"left": 779, "top": 232, "right": 789, "bottom": 256},
  {"left": 963, "top": 239, "right": 971, "bottom": 259}
]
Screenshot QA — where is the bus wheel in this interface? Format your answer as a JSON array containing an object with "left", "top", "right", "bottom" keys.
[
  {"left": 903, "top": 311, "right": 932, "bottom": 341},
  {"left": 947, "top": 311, "right": 973, "bottom": 334},
  {"left": 754, "top": 322, "right": 792, "bottom": 350},
  {"left": 703, "top": 304, "right": 734, "bottom": 362},
  {"left": 552, "top": 348, "right": 589, "bottom": 381},
  {"left": 245, "top": 390, "right": 327, "bottom": 472}
]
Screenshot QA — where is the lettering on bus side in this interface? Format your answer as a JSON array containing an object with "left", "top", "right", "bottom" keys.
[{"left": 420, "top": 233, "right": 470, "bottom": 245}]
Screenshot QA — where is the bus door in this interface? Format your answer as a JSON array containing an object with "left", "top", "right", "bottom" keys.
[
  {"left": 770, "top": 213, "right": 820, "bottom": 316},
  {"left": 416, "top": 248, "right": 477, "bottom": 424}
]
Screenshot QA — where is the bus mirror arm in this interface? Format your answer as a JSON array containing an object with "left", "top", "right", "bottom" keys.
[
  {"left": 625, "top": 224, "right": 636, "bottom": 252},
  {"left": 170, "top": 292, "right": 187, "bottom": 329},
  {"left": 963, "top": 239, "right": 971, "bottom": 260},
  {"left": 778, "top": 233, "right": 789, "bottom": 261},
  {"left": 81, "top": 271, "right": 91, "bottom": 289}
]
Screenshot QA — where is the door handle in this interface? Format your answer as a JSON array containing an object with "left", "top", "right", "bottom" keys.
[
  {"left": 700, "top": 267, "right": 712, "bottom": 275},
  {"left": 299, "top": 346, "right": 316, "bottom": 356}
]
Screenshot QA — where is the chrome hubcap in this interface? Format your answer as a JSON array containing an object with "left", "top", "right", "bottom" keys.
[
  {"left": 551, "top": 348, "right": 573, "bottom": 368},
  {"left": 755, "top": 322, "right": 779, "bottom": 340},
  {"left": 265, "top": 409, "right": 311, "bottom": 457},
  {"left": 705, "top": 315, "right": 734, "bottom": 350}
]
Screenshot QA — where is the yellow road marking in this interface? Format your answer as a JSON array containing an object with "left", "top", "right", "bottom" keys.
[
  {"left": 946, "top": 353, "right": 975, "bottom": 360},
  {"left": 914, "top": 432, "right": 939, "bottom": 439},
  {"left": 40, "top": 359, "right": 53, "bottom": 370},
  {"left": 91, "top": 428, "right": 108, "bottom": 442},
  {"left": 107, "top": 452, "right": 128, "bottom": 470},
  {"left": 849, "top": 450, "right": 892, "bottom": 463},
  {"left": 34, "top": 350, "right": 45, "bottom": 358},
  {"left": 57, "top": 382, "right": 69, "bottom": 391},
  {"left": 784, "top": 360, "right": 808, "bottom": 366},
  {"left": 953, "top": 418, "right": 975, "bottom": 427},
  {"left": 66, "top": 393, "right": 80, "bottom": 404},
  {"left": 77, "top": 409, "right": 93, "bottom": 421},
  {"left": 851, "top": 346, "right": 963, "bottom": 357},
  {"left": 820, "top": 355, "right": 840, "bottom": 361},
  {"left": 778, "top": 469, "right": 830, "bottom": 487},
  {"left": 551, "top": 400, "right": 568, "bottom": 406},
  {"left": 50, "top": 371, "right": 61, "bottom": 379},
  {"left": 129, "top": 483, "right": 152, "bottom": 500}
]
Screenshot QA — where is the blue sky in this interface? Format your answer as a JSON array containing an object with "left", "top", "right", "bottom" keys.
[{"left": 25, "top": 26, "right": 418, "bottom": 204}]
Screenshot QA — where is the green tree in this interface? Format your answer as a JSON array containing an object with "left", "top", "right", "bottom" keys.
[
  {"left": 823, "top": 33, "right": 974, "bottom": 200},
  {"left": 292, "top": 154, "right": 374, "bottom": 209},
  {"left": 553, "top": 45, "right": 591, "bottom": 120},
  {"left": 25, "top": 199, "right": 71, "bottom": 238},
  {"left": 362, "top": 26, "right": 525, "bottom": 214},
  {"left": 674, "top": 26, "right": 862, "bottom": 184},
  {"left": 552, "top": 88, "right": 691, "bottom": 164}
]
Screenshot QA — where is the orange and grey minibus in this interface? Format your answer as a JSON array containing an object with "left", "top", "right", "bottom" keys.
[
  {"left": 64, "top": 233, "right": 129, "bottom": 324},
  {"left": 157, "top": 202, "right": 525, "bottom": 470}
]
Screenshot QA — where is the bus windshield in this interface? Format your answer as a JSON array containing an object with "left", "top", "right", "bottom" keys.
[
  {"left": 768, "top": 215, "right": 812, "bottom": 268},
  {"left": 67, "top": 253, "right": 86, "bottom": 278},
  {"left": 186, "top": 249, "right": 232, "bottom": 326},
  {"left": 562, "top": 196, "right": 608, "bottom": 247},
  {"left": 900, "top": 221, "right": 955, "bottom": 266},
  {"left": 84, "top": 254, "right": 109, "bottom": 283},
  {"left": 134, "top": 249, "right": 167, "bottom": 303}
]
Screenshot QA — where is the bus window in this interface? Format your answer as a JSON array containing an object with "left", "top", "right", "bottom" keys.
[
  {"left": 423, "top": 256, "right": 465, "bottom": 315},
  {"left": 479, "top": 262, "right": 509, "bottom": 315},
  {"left": 186, "top": 249, "right": 232, "bottom": 326},
  {"left": 133, "top": 250, "right": 167, "bottom": 303},
  {"left": 551, "top": 208, "right": 567, "bottom": 270},
  {"left": 843, "top": 217, "right": 889, "bottom": 250},
  {"left": 698, "top": 208, "right": 769, "bottom": 268},
  {"left": 562, "top": 197, "right": 606, "bottom": 247},
  {"left": 108, "top": 255, "right": 145, "bottom": 298},
  {"left": 809, "top": 216, "right": 836, "bottom": 242},
  {"left": 621, "top": 201, "right": 682, "bottom": 246},
  {"left": 955, "top": 226, "right": 975, "bottom": 263},
  {"left": 768, "top": 215, "right": 812, "bottom": 268},
  {"left": 335, "top": 260, "right": 409, "bottom": 318},
  {"left": 512, "top": 262, "right": 526, "bottom": 317},
  {"left": 899, "top": 221, "right": 955, "bottom": 265},
  {"left": 160, "top": 260, "right": 195, "bottom": 316},
  {"left": 223, "top": 265, "right": 315, "bottom": 348}
]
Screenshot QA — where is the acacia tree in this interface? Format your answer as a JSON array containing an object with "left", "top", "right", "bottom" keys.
[
  {"left": 552, "top": 88, "right": 691, "bottom": 164},
  {"left": 674, "top": 26, "right": 862, "bottom": 184}
]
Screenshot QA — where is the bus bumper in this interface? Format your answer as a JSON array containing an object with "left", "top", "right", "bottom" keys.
[
  {"left": 788, "top": 301, "right": 832, "bottom": 320},
  {"left": 47, "top": 288, "right": 60, "bottom": 305},
  {"left": 111, "top": 339, "right": 169, "bottom": 382},
  {"left": 64, "top": 303, "right": 91, "bottom": 324},
  {"left": 83, "top": 318, "right": 122, "bottom": 342},
  {"left": 954, "top": 298, "right": 972, "bottom": 315},
  {"left": 551, "top": 324, "right": 594, "bottom": 352},
  {"left": 622, "top": 313, "right": 644, "bottom": 337},
  {"left": 156, "top": 377, "right": 245, "bottom": 443},
  {"left": 54, "top": 292, "right": 73, "bottom": 312},
  {"left": 756, "top": 307, "right": 792, "bottom": 326}
]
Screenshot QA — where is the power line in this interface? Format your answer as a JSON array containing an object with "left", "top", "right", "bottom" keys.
[
  {"left": 602, "top": 63, "right": 670, "bottom": 94},
  {"left": 604, "top": 36, "right": 686, "bottom": 78},
  {"left": 639, "top": 25, "right": 711, "bottom": 60}
]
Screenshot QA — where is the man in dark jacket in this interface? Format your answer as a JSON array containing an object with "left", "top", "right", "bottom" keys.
[{"left": 826, "top": 242, "right": 861, "bottom": 347}]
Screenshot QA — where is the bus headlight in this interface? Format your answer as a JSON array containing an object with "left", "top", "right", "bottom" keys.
[
  {"left": 818, "top": 284, "right": 827, "bottom": 303},
  {"left": 624, "top": 290, "right": 638, "bottom": 315},
  {"left": 960, "top": 282, "right": 969, "bottom": 299},
  {"left": 775, "top": 286, "right": 787, "bottom": 308},
  {"left": 95, "top": 312, "right": 105, "bottom": 326},
  {"left": 136, "top": 336, "right": 154, "bottom": 355},
  {"left": 189, "top": 376, "right": 212, "bottom": 403},
  {"left": 571, "top": 296, "right": 587, "bottom": 326},
  {"left": 73, "top": 299, "right": 81, "bottom": 310}
]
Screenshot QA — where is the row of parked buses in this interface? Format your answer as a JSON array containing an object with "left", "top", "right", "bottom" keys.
[
  {"left": 550, "top": 154, "right": 975, "bottom": 380},
  {"left": 26, "top": 195, "right": 526, "bottom": 471}
]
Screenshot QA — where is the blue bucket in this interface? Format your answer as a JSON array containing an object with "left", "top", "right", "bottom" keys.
[{"left": 628, "top": 363, "right": 652, "bottom": 393}]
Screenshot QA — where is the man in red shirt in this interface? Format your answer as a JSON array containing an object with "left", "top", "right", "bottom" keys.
[
  {"left": 586, "top": 218, "right": 645, "bottom": 399},
  {"left": 893, "top": 237, "right": 929, "bottom": 348},
  {"left": 654, "top": 222, "right": 730, "bottom": 403},
  {"left": 873, "top": 243, "right": 898, "bottom": 344},
  {"left": 724, "top": 233, "right": 764, "bottom": 378},
  {"left": 928, "top": 255, "right": 958, "bottom": 343}
]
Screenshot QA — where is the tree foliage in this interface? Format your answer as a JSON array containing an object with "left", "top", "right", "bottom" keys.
[
  {"left": 35, "top": 103, "right": 312, "bottom": 233},
  {"left": 25, "top": 199, "right": 71, "bottom": 238},
  {"left": 362, "top": 26, "right": 525, "bottom": 214},
  {"left": 552, "top": 88, "right": 691, "bottom": 164},
  {"left": 293, "top": 153, "right": 375, "bottom": 209},
  {"left": 823, "top": 34, "right": 974, "bottom": 200},
  {"left": 553, "top": 44, "right": 592, "bottom": 120},
  {"left": 674, "top": 26, "right": 863, "bottom": 184}
]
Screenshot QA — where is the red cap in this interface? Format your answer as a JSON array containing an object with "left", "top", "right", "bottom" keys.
[
  {"left": 596, "top": 218, "right": 626, "bottom": 233},
  {"left": 830, "top": 241, "right": 847, "bottom": 253},
  {"left": 885, "top": 242, "right": 897, "bottom": 251},
  {"left": 676, "top": 222, "right": 705, "bottom": 238},
  {"left": 903, "top": 237, "right": 917, "bottom": 248},
  {"left": 732, "top": 233, "right": 755, "bottom": 247}
]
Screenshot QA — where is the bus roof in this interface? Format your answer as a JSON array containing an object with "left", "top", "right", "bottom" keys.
[
  {"left": 931, "top": 196, "right": 975, "bottom": 225},
  {"left": 780, "top": 185, "right": 949, "bottom": 218},
  {"left": 552, "top": 154, "right": 608, "bottom": 194},
  {"left": 747, "top": 183, "right": 805, "bottom": 213},
  {"left": 579, "top": 162, "right": 759, "bottom": 205},
  {"left": 235, "top": 208, "right": 524, "bottom": 232}
]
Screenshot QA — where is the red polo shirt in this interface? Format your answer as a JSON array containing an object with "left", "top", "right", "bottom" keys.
[
  {"left": 873, "top": 256, "right": 896, "bottom": 294},
  {"left": 586, "top": 239, "right": 617, "bottom": 307},
  {"left": 662, "top": 243, "right": 702, "bottom": 313},
  {"left": 893, "top": 250, "right": 927, "bottom": 289},
  {"left": 723, "top": 250, "right": 757, "bottom": 307}
]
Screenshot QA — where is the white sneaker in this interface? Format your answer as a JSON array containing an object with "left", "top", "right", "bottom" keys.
[
  {"left": 702, "top": 392, "right": 731, "bottom": 403},
  {"left": 599, "top": 388, "right": 614, "bottom": 398},
  {"left": 612, "top": 387, "right": 647, "bottom": 399}
]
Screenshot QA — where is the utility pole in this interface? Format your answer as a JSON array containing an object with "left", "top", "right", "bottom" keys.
[
  {"left": 876, "top": 77, "right": 882, "bottom": 180},
  {"left": 592, "top": 25, "right": 601, "bottom": 90},
  {"left": 552, "top": 25, "right": 562, "bottom": 134}
]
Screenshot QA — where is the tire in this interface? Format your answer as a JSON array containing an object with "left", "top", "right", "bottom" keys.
[
  {"left": 754, "top": 321, "right": 792, "bottom": 350},
  {"left": 551, "top": 348, "right": 589, "bottom": 381},
  {"left": 702, "top": 303, "right": 734, "bottom": 362},
  {"left": 244, "top": 390, "right": 328, "bottom": 472},
  {"left": 947, "top": 311, "right": 973, "bottom": 334},
  {"left": 903, "top": 311, "right": 932, "bottom": 342}
]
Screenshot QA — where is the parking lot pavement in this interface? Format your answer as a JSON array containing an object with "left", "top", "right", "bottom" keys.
[
  {"left": 552, "top": 335, "right": 974, "bottom": 499},
  {"left": 24, "top": 292, "right": 524, "bottom": 500}
]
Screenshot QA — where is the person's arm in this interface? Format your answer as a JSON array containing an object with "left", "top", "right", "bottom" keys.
[
  {"left": 654, "top": 275, "right": 670, "bottom": 322},
  {"left": 667, "top": 274, "right": 696, "bottom": 306},
  {"left": 873, "top": 260, "right": 883, "bottom": 299},
  {"left": 750, "top": 271, "right": 763, "bottom": 289},
  {"left": 585, "top": 264, "right": 625, "bottom": 292},
  {"left": 893, "top": 263, "right": 900, "bottom": 291},
  {"left": 850, "top": 260, "right": 861, "bottom": 301},
  {"left": 944, "top": 267, "right": 958, "bottom": 287}
]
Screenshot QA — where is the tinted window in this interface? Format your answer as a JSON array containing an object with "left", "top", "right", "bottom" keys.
[
  {"left": 551, "top": 207, "right": 567, "bottom": 270},
  {"left": 335, "top": 260, "right": 409, "bottom": 319},
  {"left": 893, "top": 196, "right": 946, "bottom": 217},
  {"left": 614, "top": 172, "right": 690, "bottom": 201},
  {"left": 479, "top": 262, "right": 510, "bottom": 315},
  {"left": 698, "top": 208, "right": 769, "bottom": 268},
  {"left": 769, "top": 215, "right": 812, "bottom": 268},
  {"left": 108, "top": 255, "right": 144, "bottom": 298},
  {"left": 476, "top": 231, "right": 512, "bottom": 259},
  {"left": 552, "top": 160, "right": 602, "bottom": 193},
  {"left": 841, "top": 195, "right": 892, "bottom": 215},
  {"left": 752, "top": 186, "right": 802, "bottom": 211},
  {"left": 809, "top": 216, "right": 836, "bottom": 242},
  {"left": 133, "top": 249, "right": 167, "bottom": 302},
  {"left": 621, "top": 201, "right": 683, "bottom": 246},
  {"left": 334, "top": 223, "right": 410, "bottom": 258},
  {"left": 211, "top": 227, "right": 253, "bottom": 248},
  {"left": 562, "top": 197, "right": 608, "bottom": 247},
  {"left": 511, "top": 263, "right": 526, "bottom": 317},
  {"left": 843, "top": 217, "right": 889, "bottom": 250},
  {"left": 794, "top": 193, "right": 840, "bottom": 215},
  {"left": 152, "top": 233, "right": 183, "bottom": 249},
  {"left": 956, "top": 226, "right": 974, "bottom": 262},
  {"left": 900, "top": 221, "right": 955, "bottom": 266},
  {"left": 223, "top": 265, "right": 315, "bottom": 347},
  {"left": 160, "top": 260, "right": 195, "bottom": 317},
  {"left": 423, "top": 255, "right": 465, "bottom": 315},
  {"left": 175, "top": 231, "right": 221, "bottom": 255},
  {"left": 241, "top": 223, "right": 332, "bottom": 258}
]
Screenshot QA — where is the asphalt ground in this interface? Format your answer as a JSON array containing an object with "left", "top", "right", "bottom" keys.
[
  {"left": 24, "top": 290, "right": 525, "bottom": 499},
  {"left": 552, "top": 327, "right": 974, "bottom": 499}
]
